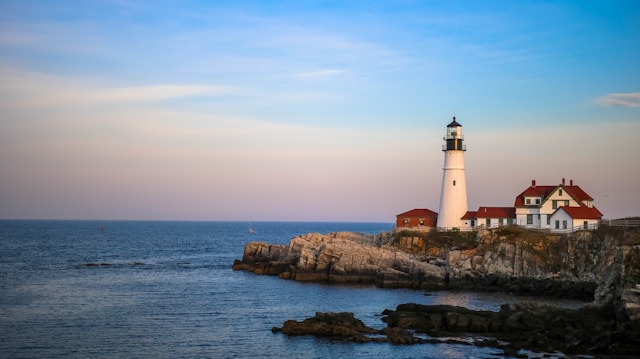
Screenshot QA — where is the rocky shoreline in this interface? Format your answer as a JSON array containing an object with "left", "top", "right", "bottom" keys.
[
  {"left": 233, "top": 226, "right": 640, "bottom": 356},
  {"left": 271, "top": 301, "right": 635, "bottom": 356}
]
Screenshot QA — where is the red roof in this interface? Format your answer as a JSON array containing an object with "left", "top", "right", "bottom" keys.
[
  {"left": 514, "top": 182, "right": 594, "bottom": 207},
  {"left": 396, "top": 208, "right": 438, "bottom": 218},
  {"left": 558, "top": 206, "right": 603, "bottom": 220},
  {"left": 461, "top": 211, "right": 477, "bottom": 220},
  {"left": 475, "top": 207, "right": 516, "bottom": 218},
  {"left": 514, "top": 186, "right": 555, "bottom": 206},
  {"left": 563, "top": 185, "right": 593, "bottom": 202}
]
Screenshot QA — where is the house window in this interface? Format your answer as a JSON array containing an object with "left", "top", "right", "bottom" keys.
[
  {"left": 552, "top": 200, "right": 558, "bottom": 209},
  {"left": 526, "top": 214, "right": 533, "bottom": 225},
  {"left": 403, "top": 219, "right": 409, "bottom": 224},
  {"left": 535, "top": 198, "right": 540, "bottom": 205},
  {"left": 499, "top": 218, "right": 504, "bottom": 226},
  {"left": 555, "top": 220, "right": 560, "bottom": 229},
  {"left": 559, "top": 189, "right": 563, "bottom": 196},
  {"left": 546, "top": 215, "right": 550, "bottom": 225},
  {"left": 419, "top": 219, "right": 424, "bottom": 226},
  {"left": 562, "top": 220, "right": 567, "bottom": 229},
  {"left": 584, "top": 221, "right": 588, "bottom": 229},
  {"left": 471, "top": 220, "right": 475, "bottom": 227},
  {"left": 486, "top": 218, "right": 491, "bottom": 227},
  {"left": 564, "top": 200, "right": 569, "bottom": 206},
  {"left": 526, "top": 198, "right": 531, "bottom": 205},
  {"left": 508, "top": 218, "right": 514, "bottom": 225},
  {"left": 453, "top": 180, "right": 456, "bottom": 186}
]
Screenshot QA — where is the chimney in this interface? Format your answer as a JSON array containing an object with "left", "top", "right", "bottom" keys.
[
  {"left": 531, "top": 179, "right": 536, "bottom": 188},
  {"left": 570, "top": 179, "right": 573, "bottom": 186},
  {"left": 562, "top": 178, "right": 565, "bottom": 185}
]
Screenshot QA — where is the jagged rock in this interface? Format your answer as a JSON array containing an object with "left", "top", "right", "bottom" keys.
[
  {"left": 249, "top": 227, "right": 640, "bottom": 356},
  {"left": 233, "top": 229, "right": 628, "bottom": 299},
  {"left": 381, "top": 301, "right": 626, "bottom": 355},
  {"left": 379, "top": 327, "right": 420, "bottom": 345},
  {"left": 235, "top": 226, "right": 640, "bottom": 342},
  {"left": 272, "top": 311, "right": 377, "bottom": 341},
  {"left": 233, "top": 232, "right": 447, "bottom": 289}
]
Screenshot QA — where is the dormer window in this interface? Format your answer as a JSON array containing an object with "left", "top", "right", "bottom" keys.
[{"left": 526, "top": 198, "right": 531, "bottom": 205}]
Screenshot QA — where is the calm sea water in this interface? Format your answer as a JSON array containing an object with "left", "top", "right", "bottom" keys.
[{"left": 0, "top": 220, "right": 583, "bottom": 359}]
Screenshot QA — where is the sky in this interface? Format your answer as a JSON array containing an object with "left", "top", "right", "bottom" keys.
[{"left": 1, "top": 0, "right": 639, "bottom": 222}]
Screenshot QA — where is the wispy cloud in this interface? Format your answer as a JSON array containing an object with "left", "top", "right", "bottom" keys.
[
  {"left": 292, "top": 69, "right": 350, "bottom": 80},
  {"left": 593, "top": 92, "right": 640, "bottom": 107},
  {"left": 0, "top": 69, "right": 234, "bottom": 109}
]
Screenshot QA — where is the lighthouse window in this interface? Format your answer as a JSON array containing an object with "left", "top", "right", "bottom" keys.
[{"left": 453, "top": 180, "right": 456, "bottom": 186}]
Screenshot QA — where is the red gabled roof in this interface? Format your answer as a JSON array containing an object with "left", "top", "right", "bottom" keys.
[
  {"left": 475, "top": 207, "right": 516, "bottom": 218},
  {"left": 514, "top": 185, "right": 555, "bottom": 207},
  {"left": 396, "top": 208, "right": 438, "bottom": 218},
  {"left": 558, "top": 206, "right": 603, "bottom": 220},
  {"left": 563, "top": 185, "right": 594, "bottom": 203},
  {"left": 514, "top": 182, "right": 594, "bottom": 207},
  {"left": 461, "top": 211, "right": 477, "bottom": 220}
]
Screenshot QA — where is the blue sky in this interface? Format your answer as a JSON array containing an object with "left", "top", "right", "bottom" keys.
[{"left": 1, "top": 0, "right": 639, "bottom": 221}]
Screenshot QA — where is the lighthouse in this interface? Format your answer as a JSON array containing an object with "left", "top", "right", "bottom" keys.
[{"left": 436, "top": 117, "right": 468, "bottom": 230}]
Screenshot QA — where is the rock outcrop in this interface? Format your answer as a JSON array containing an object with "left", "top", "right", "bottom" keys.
[
  {"left": 235, "top": 226, "right": 640, "bottom": 353},
  {"left": 233, "top": 227, "right": 637, "bottom": 299},
  {"left": 381, "top": 302, "right": 620, "bottom": 355},
  {"left": 272, "top": 312, "right": 378, "bottom": 343},
  {"left": 273, "top": 303, "right": 639, "bottom": 355},
  {"left": 271, "top": 311, "right": 473, "bottom": 346},
  {"left": 272, "top": 303, "right": 638, "bottom": 355},
  {"left": 233, "top": 231, "right": 447, "bottom": 289}
]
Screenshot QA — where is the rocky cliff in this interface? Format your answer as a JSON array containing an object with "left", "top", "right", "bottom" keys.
[
  {"left": 233, "top": 226, "right": 640, "bottom": 335},
  {"left": 233, "top": 231, "right": 445, "bottom": 288}
]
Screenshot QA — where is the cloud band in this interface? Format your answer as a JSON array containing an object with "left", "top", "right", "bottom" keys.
[{"left": 594, "top": 92, "right": 640, "bottom": 107}]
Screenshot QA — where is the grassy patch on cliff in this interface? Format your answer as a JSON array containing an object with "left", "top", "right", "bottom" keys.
[
  {"left": 494, "top": 225, "right": 549, "bottom": 243},
  {"left": 393, "top": 230, "right": 477, "bottom": 250}
]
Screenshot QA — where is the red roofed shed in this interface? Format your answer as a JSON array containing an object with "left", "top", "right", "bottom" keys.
[{"left": 396, "top": 208, "right": 438, "bottom": 230}]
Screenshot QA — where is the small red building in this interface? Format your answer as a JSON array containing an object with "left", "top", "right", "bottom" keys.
[{"left": 395, "top": 208, "right": 438, "bottom": 230}]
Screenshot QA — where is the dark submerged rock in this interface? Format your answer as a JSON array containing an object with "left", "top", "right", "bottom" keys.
[
  {"left": 381, "top": 301, "right": 638, "bottom": 355},
  {"left": 272, "top": 311, "right": 378, "bottom": 343}
]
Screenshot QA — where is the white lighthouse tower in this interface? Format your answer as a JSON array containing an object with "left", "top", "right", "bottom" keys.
[{"left": 436, "top": 117, "right": 468, "bottom": 230}]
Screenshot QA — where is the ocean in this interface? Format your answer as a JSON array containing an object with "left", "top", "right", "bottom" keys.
[{"left": 0, "top": 220, "right": 583, "bottom": 358}]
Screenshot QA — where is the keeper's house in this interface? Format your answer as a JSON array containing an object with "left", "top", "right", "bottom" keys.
[
  {"left": 460, "top": 178, "right": 602, "bottom": 232},
  {"left": 513, "top": 178, "right": 602, "bottom": 231}
]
